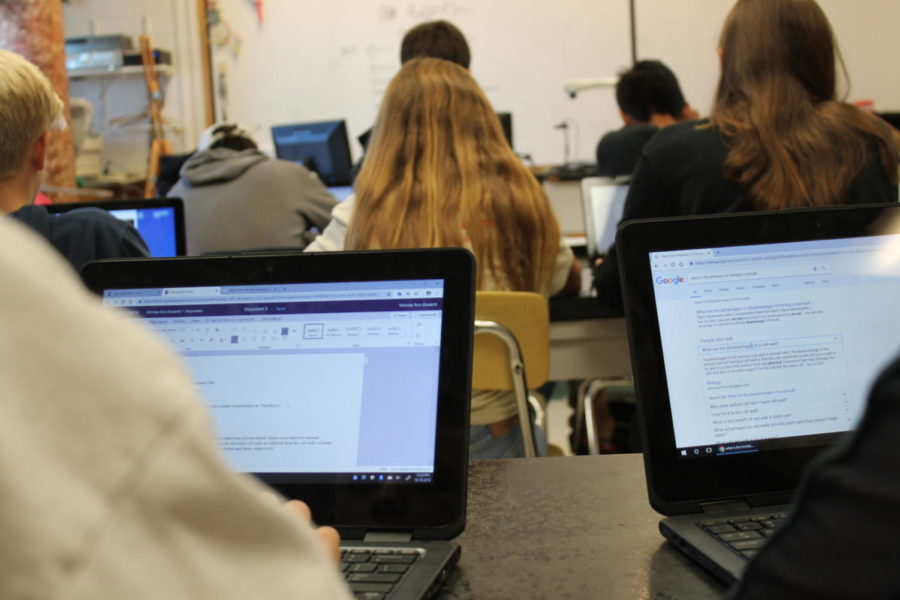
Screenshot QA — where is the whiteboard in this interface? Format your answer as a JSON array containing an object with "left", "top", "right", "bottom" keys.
[
  {"left": 635, "top": 0, "right": 900, "bottom": 118},
  {"left": 210, "top": 0, "right": 633, "bottom": 165}
]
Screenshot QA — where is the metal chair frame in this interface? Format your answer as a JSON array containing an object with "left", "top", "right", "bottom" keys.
[
  {"left": 575, "top": 376, "right": 633, "bottom": 455},
  {"left": 474, "top": 319, "right": 539, "bottom": 458}
]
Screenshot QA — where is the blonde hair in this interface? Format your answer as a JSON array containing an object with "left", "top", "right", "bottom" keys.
[
  {"left": 0, "top": 50, "right": 64, "bottom": 180},
  {"left": 347, "top": 57, "right": 559, "bottom": 292}
]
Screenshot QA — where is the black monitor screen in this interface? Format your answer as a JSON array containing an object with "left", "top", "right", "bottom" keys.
[{"left": 271, "top": 120, "right": 353, "bottom": 186}]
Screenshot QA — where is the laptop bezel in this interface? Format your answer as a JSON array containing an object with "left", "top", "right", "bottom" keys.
[
  {"left": 45, "top": 197, "right": 186, "bottom": 256},
  {"left": 81, "top": 248, "right": 474, "bottom": 540},
  {"left": 617, "top": 204, "right": 900, "bottom": 515}
]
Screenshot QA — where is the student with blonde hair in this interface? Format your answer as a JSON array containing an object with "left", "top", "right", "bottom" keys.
[
  {"left": 594, "top": 0, "right": 899, "bottom": 311},
  {"left": 338, "top": 57, "right": 579, "bottom": 458},
  {"left": 0, "top": 50, "right": 148, "bottom": 270}
]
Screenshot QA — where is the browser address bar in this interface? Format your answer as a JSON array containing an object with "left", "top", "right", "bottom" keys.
[{"left": 686, "top": 263, "right": 830, "bottom": 284}]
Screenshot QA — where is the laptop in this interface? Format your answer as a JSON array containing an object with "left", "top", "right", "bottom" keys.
[
  {"left": 81, "top": 248, "right": 475, "bottom": 599},
  {"left": 579, "top": 176, "right": 629, "bottom": 258},
  {"left": 46, "top": 198, "right": 186, "bottom": 257},
  {"left": 616, "top": 204, "right": 900, "bottom": 583}
]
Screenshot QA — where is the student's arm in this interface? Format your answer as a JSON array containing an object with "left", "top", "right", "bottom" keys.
[
  {"left": 730, "top": 354, "right": 900, "bottom": 599},
  {"left": 304, "top": 195, "right": 355, "bottom": 252},
  {"left": 548, "top": 240, "right": 580, "bottom": 296},
  {"left": 558, "top": 255, "right": 582, "bottom": 296},
  {"left": 294, "top": 167, "right": 340, "bottom": 231}
]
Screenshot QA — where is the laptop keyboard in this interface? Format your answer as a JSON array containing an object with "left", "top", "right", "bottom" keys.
[
  {"left": 341, "top": 547, "right": 423, "bottom": 599},
  {"left": 701, "top": 512, "right": 788, "bottom": 559}
]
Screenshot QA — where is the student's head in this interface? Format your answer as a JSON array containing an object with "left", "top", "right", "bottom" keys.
[
  {"left": 196, "top": 122, "right": 258, "bottom": 152},
  {"left": 400, "top": 20, "right": 470, "bottom": 69},
  {"left": 615, "top": 60, "right": 687, "bottom": 125},
  {"left": 711, "top": 0, "right": 898, "bottom": 209},
  {"left": 348, "top": 58, "right": 557, "bottom": 292},
  {"left": 0, "top": 50, "right": 64, "bottom": 184},
  {"left": 717, "top": 0, "right": 838, "bottom": 105}
]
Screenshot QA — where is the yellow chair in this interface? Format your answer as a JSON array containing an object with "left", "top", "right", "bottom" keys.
[{"left": 472, "top": 291, "right": 549, "bottom": 458}]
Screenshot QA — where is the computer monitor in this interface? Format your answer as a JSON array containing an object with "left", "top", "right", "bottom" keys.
[
  {"left": 497, "top": 112, "right": 513, "bottom": 149},
  {"left": 271, "top": 120, "right": 353, "bottom": 186},
  {"left": 45, "top": 198, "right": 186, "bottom": 257}
]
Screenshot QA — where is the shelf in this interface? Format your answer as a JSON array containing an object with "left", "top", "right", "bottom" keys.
[{"left": 68, "top": 64, "right": 173, "bottom": 79}]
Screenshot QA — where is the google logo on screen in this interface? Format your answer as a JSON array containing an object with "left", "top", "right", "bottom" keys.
[{"left": 655, "top": 275, "right": 685, "bottom": 285}]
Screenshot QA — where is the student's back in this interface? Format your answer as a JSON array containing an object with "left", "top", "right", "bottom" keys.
[
  {"left": 595, "top": 0, "right": 899, "bottom": 311},
  {"left": 168, "top": 124, "right": 337, "bottom": 255},
  {"left": 345, "top": 58, "right": 578, "bottom": 458}
]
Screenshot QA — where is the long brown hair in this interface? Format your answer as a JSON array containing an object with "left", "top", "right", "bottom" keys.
[
  {"left": 711, "top": 0, "right": 898, "bottom": 208},
  {"left": 346, "top": 57, "right": 559, "bottom": 293}
]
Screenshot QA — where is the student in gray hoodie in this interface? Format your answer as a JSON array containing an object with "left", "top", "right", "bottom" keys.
[{"left": 168, "top": 123, "right": 337, "bottom": 255}]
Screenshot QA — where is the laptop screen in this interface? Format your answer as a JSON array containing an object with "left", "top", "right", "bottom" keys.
[
  {"left": 46, "top": 198, "right": 185, "bottom": 257},
  {"left": 105, "top": 205, "right": 179, "bottom": 257},
  {"left": 588, "top": 183, "right": 629, "bottom": 255},
  {"left": 103, "top": 279, "right": 444, "bottom": 484},
  {"left": 650, "top": 233, "right": 900, "bottom": 459}
]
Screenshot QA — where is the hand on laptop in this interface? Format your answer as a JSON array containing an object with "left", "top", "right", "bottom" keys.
[{"left": 285, "top": 499, "right": 341, "bottom": 564}]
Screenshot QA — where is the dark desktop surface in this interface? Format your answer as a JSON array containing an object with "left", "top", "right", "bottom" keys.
[{"left": 434, "top": 455, "right": 724, "bottom": 600}]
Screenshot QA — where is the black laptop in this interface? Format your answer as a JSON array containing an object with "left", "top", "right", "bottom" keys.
[
  {"left": 616, "top": 204, "right": 900, "bottom": 583},
  {"left": 81, "top": 248, "right": 475, "bottom": 599},
  {"left": 46, "top": 198, "right": 186, "bottom": 257}
]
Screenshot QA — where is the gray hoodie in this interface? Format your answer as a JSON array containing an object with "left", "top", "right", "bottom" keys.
[{"left": 167, "top": 148, "right": 337, "bottom": 255}]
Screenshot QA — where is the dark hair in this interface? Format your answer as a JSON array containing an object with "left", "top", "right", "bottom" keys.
[
  {"left": 615, "top": 60, "right": 686, "bottom": 122},
  {"left": 209, "top": 124, "right": 258, "bottom": 152},
  {"left": 400, "top": 20, "right": 470, "bottom": 69},
  {"left": 712, "top": 0, "right": 898, "bottom": 209}
]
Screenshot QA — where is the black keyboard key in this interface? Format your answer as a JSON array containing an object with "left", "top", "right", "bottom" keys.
[
  {"left": 348, "top": 563, "right": 378, "bottom": 573},
  {"left": 347, "top": 573, "right": 403, "bottom": 584},
  {"left": 735, "top": 521, "right": 763, "bottom": 531},
  {"left": 728, "top": 517, "right": 750, "bottom": 524},
  {"left": 731, "top": 538, "right": 767, "bottom": 551},
  {"left": 372, "top": 554, "right": 418, "bottom": 564},
  {"left": 761, "top": 528, "right": 777, "bottom": 537},
  {"left": 349, "top": 583, "right": 394, "bottom": 594},
  {"left": 720, "top": 531, "right": 763, "bottom": 542},
  {"left": 707, "top": 524, "right": 737, "bottom": 534},
  {"left": 379, "top": 564, "right": 411, "bottom": 574},
  {"left": 345, "top": 554, "right": 373, "bottom": 563}
]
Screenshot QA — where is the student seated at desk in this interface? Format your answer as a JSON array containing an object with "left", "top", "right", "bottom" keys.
[
  {"left": 168, "top": 123, "right": 337, "bottom": 255},
  {"left": 595, "top": 60, "right": 697, "bottom": 178},
  {"left": 0, "top": 216, "right": 349, "bottom": 599},
  {"left": 353, "top": 19, "right": 471, "bottom": 177},
  {"left": 594, "top": 0, "right": 899, "bottom": 312},
  {"left": 0, "top": 50, "right": 149, "bottom": 271},
  {"left": 310, "top": 57, "right": 580, "bottom": 459}
]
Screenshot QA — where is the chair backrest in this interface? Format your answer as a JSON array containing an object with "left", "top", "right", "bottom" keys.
[
  {"left": 472, "top": 291, "right": 549, "bottom": 390},
  {"left": 579, "top": 176, "right": 630, "bottom": 257}
]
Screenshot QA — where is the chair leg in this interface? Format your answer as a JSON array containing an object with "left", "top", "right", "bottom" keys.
[{"left": 582, "top": 379, "right": 607, "bottom": 455}]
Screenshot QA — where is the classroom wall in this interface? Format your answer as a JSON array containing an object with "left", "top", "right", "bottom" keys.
[
  {"left": 208, "top": 0, "right": 633, "bottom": 165},
  {"left": 636, "top": 0, "right": 900, "bottom": 116},
  {"left": 62, "top": 0, "right": 207, "bottom": 176}
]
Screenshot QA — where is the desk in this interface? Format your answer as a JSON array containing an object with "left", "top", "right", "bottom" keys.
[{"left": 436, "top": 455, "right": 725, "bottom": 599}]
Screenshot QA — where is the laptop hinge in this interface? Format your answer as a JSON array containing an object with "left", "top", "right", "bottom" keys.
[
  {"left": 363, "top": 531, "right": 413, "bottom": 543},
  {"left": 699, "top": 499, "right": 751, "bottom": 515}
]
